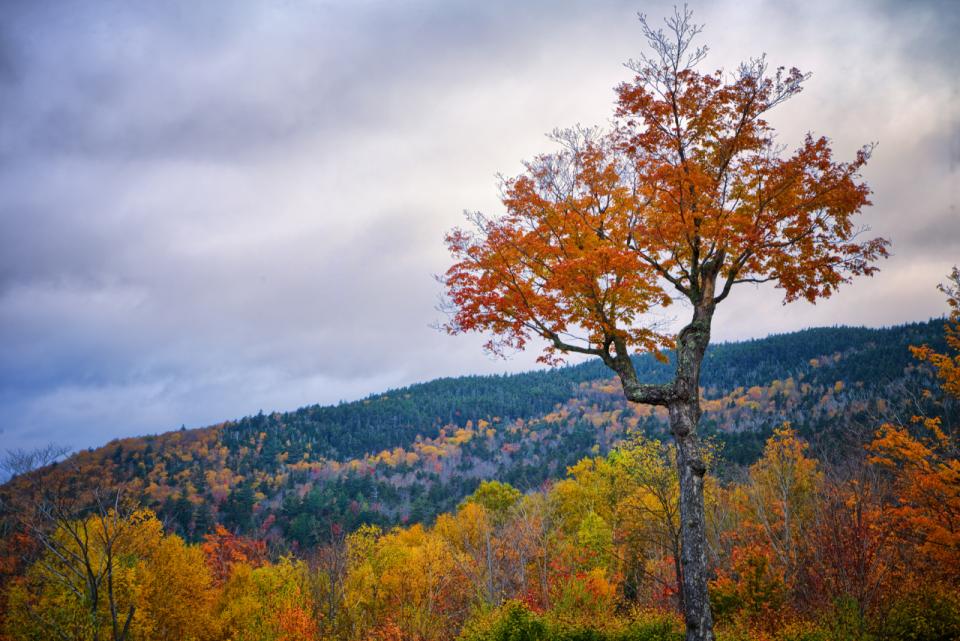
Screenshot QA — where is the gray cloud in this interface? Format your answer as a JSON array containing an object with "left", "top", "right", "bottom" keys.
[{"left": 1, "top": 0, "right": 957, "bottom": 453}]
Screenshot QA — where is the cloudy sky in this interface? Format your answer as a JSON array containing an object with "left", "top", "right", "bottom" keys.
[{"left": 1, "top": 0, "right": 957, "bottom": 454}]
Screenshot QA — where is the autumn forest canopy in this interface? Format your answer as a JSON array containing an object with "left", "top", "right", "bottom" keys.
[
  {"left": 2, "top": 6, "right": 958, "bottom": 641},
  {"left": 1, "top": 307, "right": 959, "bottom": 641}
]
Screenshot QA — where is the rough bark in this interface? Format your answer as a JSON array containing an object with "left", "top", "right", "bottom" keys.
[
  {"left": 618, "top": 301, "right": 716, "bottom": 641},
  {"left": 670, "top": 400, "right": 713, "bottom": 641},
  {"left": 670, "top": 299, "right": 714, "bottom": 640}
]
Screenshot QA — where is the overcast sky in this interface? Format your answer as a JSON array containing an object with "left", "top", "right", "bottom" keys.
[{"left": 1, "top": 0, "right": 957, "bottom": 455}]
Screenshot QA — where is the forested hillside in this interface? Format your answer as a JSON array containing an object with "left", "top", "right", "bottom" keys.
[
  {"left": 3, "top": 311, "right": 959, "bottom": 641},
  {"left": 1, "top": 320, "right": 952, "bottom": 549}
]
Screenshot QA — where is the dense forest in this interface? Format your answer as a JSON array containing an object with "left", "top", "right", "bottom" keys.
[
  {"left": 1, "top": 309, "right": 959, "bottom": 640},
  {"left": 1, "top": 319, "right": 951, "bottom": 553},
  {"left": 2, "top": 300, "right": 960, "bottom": 641}
]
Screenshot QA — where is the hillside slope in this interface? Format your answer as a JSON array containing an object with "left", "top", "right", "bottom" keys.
[{"left": 3, "top": 319, "right": 952, "bottom": 548}]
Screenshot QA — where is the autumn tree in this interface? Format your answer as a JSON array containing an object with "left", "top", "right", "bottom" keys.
[
  {"left": 442, "top": 8, "right": 887, "bottom": 639},
  {"left": 912, "top": 267, "right": 960, "bottom": 399},
  {"left": 306, "top": 529, "right": 350, "bottom": 640},
  {"left": 216, "top": 557, "right": 319, "bottom": 641},
  {"left": 742, "top": 425, "right": 821, "bottom": 584},
  {"left": 799, "top": 467, "right": 895, "bottom": 630},
  {"left": 136, "top": 533, "right": 219, "bottom": 641},
  {"left": 867, "top": 267, "right": 960, "bottom": 584},
  {"left": 201, "top": 524, "right": 267, "bottom": 585},
  {"left": 8, "top": 489, "right": 146, "bottom": 641},
  {"left": 614, "top": 436, "right": 685, "bottom": 610},
  {"left": 508, "top": 493, "right": 555, "bottom": 611},
  {"left": 461, "top": 481, "right": 522, "bottom": 524}
]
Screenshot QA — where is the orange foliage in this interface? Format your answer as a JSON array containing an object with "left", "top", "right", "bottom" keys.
[
  {"left": 444, "top": 25, "right": 886, "bottom": 365},
  {"left": 911, "top": 267, "right": 960, "bottom": 398},
  {"left": 202, "top": 524, "right": 268, "bottom": 584},
  {"left": 277, "top": 605, "right": 320, "bottom": 641},
  {"left": 710, "top": 544, "right": 788, "bottom": 633},
  {"left": 869, "top": 419, "right": 960, "bottom": 579},
  {"left": 363, "top": 620, "right": 404, "bottom": 641},
  {"left": 799, "top": 478, "right": 896, "bottom": 618},
  {"left": 865, "top": 269, "right": 960, "bottom": 584}
]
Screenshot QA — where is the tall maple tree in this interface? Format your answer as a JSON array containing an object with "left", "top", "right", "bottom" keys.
[{"left": 442, "top": 8, "right": 887, "bottom": 640}]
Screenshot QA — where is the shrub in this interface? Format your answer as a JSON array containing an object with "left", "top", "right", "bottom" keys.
[
  {"left": 460, "top": 603, "right": 685, "bottom": 641},
  {"left": 459, "top": 601, "right": 548, "bottom": 641},
  {"left": 879, "top": 588, "right": 960, "bottom": 641},
  {"left": 615, "top": 609, "right": 684, "bottom": 641},
  {"left": 552, "top": 629, "right": 607, "bottom": 641},
  {"left": 816, "top": 597, "right": 873, "bottom": 641},
  {"left": 775, "top": 621, "right": 831, "bottom": 641},
  {"left": 709, "top": 545, "right": 788, "bottom": 631},
  {"left": 549, "top": 568, "right": 619, "bottom": 628}
]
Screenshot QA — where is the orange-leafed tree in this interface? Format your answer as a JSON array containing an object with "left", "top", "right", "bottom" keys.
[
  {"left": 867, "top": 267, "right": 960, "bottom": 584},
  {"left": 911, "top": 266, "right": 960, "bottom": 399},
  {"left": 201, "top": 524, "right": 267, "bottom": 584},
  {"left": 442, "top": 9, "right": 887, "bottom": 640}
]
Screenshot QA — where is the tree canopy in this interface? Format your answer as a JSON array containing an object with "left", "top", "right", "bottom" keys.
[{"left": 444, "top": 9, "right": 887, "bottom": 374}]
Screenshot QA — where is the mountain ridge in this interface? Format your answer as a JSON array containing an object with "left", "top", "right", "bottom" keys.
[{"left": 2, "top": 318, "right": 952, "bottom": 548}]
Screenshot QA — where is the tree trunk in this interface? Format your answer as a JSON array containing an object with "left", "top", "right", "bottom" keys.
[
  {"left": 610, "top": 293, "right": 717, "bottom": 640},
  {"left": 669, "top": 304, "right": 715, "bottom": 641},
  {"left": 672, "top": 529, "right": 685, "bottom": 615},
  {"left": 669, "top": 399, "right": 713, "bottom": 641}
]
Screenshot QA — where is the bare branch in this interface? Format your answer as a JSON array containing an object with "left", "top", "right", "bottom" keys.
[{"left": 1, "top": 443, "right": 72, "bottom": 479}]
